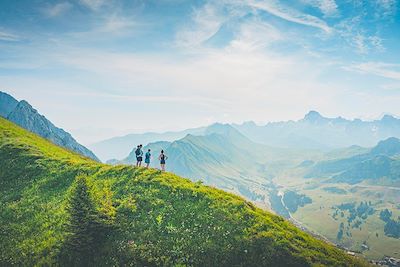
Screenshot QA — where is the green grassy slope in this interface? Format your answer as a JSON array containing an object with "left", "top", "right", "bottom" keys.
[{"left": 0, "top": 117, "right": 368, "bottom": 266}]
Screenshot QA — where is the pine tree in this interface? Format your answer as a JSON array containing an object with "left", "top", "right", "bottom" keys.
[{"left": 61, "top": 175, "right": 111, "bottom": 266}]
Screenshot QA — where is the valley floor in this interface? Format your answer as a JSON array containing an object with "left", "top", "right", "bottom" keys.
[{"left": 267, "top": 172, "right": 400, "bottom": 261}]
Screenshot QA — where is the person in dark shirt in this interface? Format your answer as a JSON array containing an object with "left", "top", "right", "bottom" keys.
[
  {"left": 135, "top": 144, "right": 143, "bottom": 167},
  {"left": 158, "top": 150, "right": 168, "bottom": 171}
]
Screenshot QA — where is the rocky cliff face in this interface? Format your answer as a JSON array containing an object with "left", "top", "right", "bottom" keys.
[
  {"left": 0, "top": 91, "right": 99, "bottom": 161},
  {"left": 0, "top": 91, "right": 18, "bottom": 118}
]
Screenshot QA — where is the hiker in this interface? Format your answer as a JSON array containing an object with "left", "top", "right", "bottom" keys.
[
  {"left": 158, "top": 150, "right": 168, "bottom": 171},
  {"left": 145, "top": 149, "right": 151, "bottom": 168},
  {"left": 135, "top": 144, "right": 143, "bottom": 167}
]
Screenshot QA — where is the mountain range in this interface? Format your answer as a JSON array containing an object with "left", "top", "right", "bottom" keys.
[
  {"left": 92, "top": 110, "right": 400, "bottom": 162},
  {"left": 107, "top": 120, "right": 400, "bottom": 259},
  {"left": 90, "top": 127, "right": 206, "bottom": 161},
  {"left": 0, "top": 91, "right": 98, "bottom": 161},
  {"left": 112, "top": 120, "right": 400, "bottom": 199},
  {"left": 233, "top": 111, "right": 400, "bottom": 150},
  {"left": 0, "top": 117, "right": 367, "bottom": 266},
  {"left": 304, "top": 137, "right": 400, "bottom": 186},
  {"left": 114, "top": 123, "right": 318, "bottom": 202}
]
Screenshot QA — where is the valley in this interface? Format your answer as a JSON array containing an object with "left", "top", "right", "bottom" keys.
[
  {"left": 272, "top": 172, "right": 400, "bottom": 260},
  {"left": 99, "top": 113, "right": 400, "bottom": 261}
]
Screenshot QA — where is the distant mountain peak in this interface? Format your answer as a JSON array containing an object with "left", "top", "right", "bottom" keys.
[
  {"left": 205, "top": 122, "right": 245, "bottom": 137},
  {"left": 371, "top": 137, "right": 400, "bottom": 156},
  {"left": 303, "top": 110, "right": 325, "bottom": 122},
  {"left": 381, "top": 114, "right": 397, "bottom": 122},
  {"left": 206, "top": 122, "right": 234, "bottom": 132},
  {"left": 208, "top": 122, "right": 230, "bottom": 127}
]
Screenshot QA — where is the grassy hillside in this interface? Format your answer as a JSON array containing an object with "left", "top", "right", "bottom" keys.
[{"left": 0, "top": 117, "right": 368, "bottom": 266}]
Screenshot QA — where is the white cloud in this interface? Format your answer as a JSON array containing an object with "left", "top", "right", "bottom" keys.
[
  {"left": 302, "top": 0, "right": 339, "bottom": 17},
  {"left": 336, "top": 16, "right": 386, "bottom": 54},
  {"left": 176, "top": 0, "right": 332, "bottom": 49},
  {"left": 44, "top": 2, "right": 72, "bottom": 17},
  {"left": 246, "top": 0, "right": 332, "bottom": 33},
  {"left": 369, "top": 36, "right": 385, "bottom": 52},
  {"left": 228, "top": 20, "right": 283, "bottom": 52},
  {"left": 348, "top": 34, "right": 386, "bottom": 54},
  {"left": 376, "top": 0, "right": 397, "bottom": 18},
  {"left": 344, "top": 62, "right": 400, "bottom": 80},
  {"left": 0, "top": 31, "right": 20, "bottom": 41},
  {"left": 175, "top": 3, "right": 226, "bottom": 48},
  {"left": 319, "top": 0, "right": 339, "bottom": 17},
  {"left": 353, "top": 34, "right": 368, "bottom": 54}
]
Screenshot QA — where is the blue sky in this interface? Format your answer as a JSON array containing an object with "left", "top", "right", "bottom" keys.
[{"left": 0, "top": 0, "right": 399, "bottom": 144}]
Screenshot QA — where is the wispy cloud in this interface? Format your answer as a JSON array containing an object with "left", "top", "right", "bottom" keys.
[
  {"left": 352, "top": 34, "right": 368, "bottom": 54},
  {"left": 175, "top": 3, "right": 226, "bottom": 48},
  {"left": 369, "top": 36, "right": 385, "bottom": 52},
  {"left": 302, "top": 0, "right": 339, "bottom": 17},
  {"left": 375, "top": 0, "right": 397, "bottom": 18},
  {"left": 0, "top": 30, "right": 20, "bottom": 42},
  {"left": 246, "top": 0, "right": 332, "bottom": 33},
  {"left": 344, "top": 62, "right": 400, "bottom": 80},
  {"left": 352, "top": 34, "right": 385, "bottom": 54},
  {"left": 43, "top": 2, "right": 72, "bottom": 17},
  {"left": 336, "top": 16, "right": 386, "bottom": 54},
  {"left": 228, "top": 19, "right": 283, "bottom": 52},
  {"left": 176, "top": 0, "right": 332, "bottom": 49}
]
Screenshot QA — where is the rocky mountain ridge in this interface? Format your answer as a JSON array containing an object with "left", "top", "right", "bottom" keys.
[{"left": 0, "top": 91, "right": 98, "bottom": 161}]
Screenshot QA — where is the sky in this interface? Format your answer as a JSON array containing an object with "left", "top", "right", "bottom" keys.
[{"left": 0, "top": 0, "right": 400, "bottom": 144}]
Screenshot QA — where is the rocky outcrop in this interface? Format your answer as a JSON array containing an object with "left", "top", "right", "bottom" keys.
[
  {"left": 0, "top": 91, "right": 18, "bottom": 118},
  {"left": 0, "top": 91, "right": 99, "bottom": 161}
]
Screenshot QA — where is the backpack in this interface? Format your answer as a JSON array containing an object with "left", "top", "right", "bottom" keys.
[{"left": 135, "top": 148, "right": 141, "bottom": 156}]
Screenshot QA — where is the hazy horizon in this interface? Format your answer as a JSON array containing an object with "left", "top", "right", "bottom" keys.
[
  {"left": 1, "top": 0, "right": 399, "bottom": 144},
  {"left": 4, "top": 89, "right": 400, "bottom": 145}
]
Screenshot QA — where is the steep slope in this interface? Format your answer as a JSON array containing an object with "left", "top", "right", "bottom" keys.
[
  {"left": 233, "top": 111, "right": 400, "bottom": 150},
  {"left": 0, "top": 117, "right": 368, "bottom": 266},
  {"left": 0, "top": 91, "right": 98, "bottom": 161},
  {"left": 305, "top": 137, "right": 400, "bottom": 185}
]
